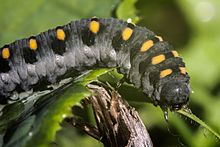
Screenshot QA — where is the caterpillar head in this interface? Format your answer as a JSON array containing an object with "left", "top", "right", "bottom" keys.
[
  {"left": 152, "top": 76, "right": 191, "bottom": 121},
  {"left": 160, "top": 81, "right": 190, "bottom": 109}
]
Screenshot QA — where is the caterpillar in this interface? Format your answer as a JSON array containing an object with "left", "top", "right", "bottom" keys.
[{"left": 0, "top": 18, "right": 191, "bottom": 118}]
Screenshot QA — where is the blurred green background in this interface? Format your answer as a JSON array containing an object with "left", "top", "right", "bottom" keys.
[{"left": 0, "top": 0, "right": 220, "bottom": 146}]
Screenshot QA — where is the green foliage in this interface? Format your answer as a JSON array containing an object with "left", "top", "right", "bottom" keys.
[
  {"left": 3, "top": 69, "right": 113, "bottom": 147},
  {"left": 24, "top": 85, "right": 90, "bottom": 147},
  {"left": 0, "top": 0, "right": 119, "bottom": 46},
  {"left": 0, "top": 102, "right": 24, "bottom": 133},
  {"left": 116, "top": 0, "right": 139, "bottom": 22},
  {"left": 176, "top": 0, "right": 220, "bottom": 146},
  {"left": 178, "top": 109, "right": 220, "bottom": 140}
]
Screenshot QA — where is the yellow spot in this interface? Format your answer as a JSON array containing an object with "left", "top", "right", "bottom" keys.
[
  {"left": 122, "top": 27, "right": 133, "bottom": 41},
  {"left": 155, "top": 35, "right": 163, "bottom": 41},
  {"left": 56, "top": 29, "right": 66, "bottom": 41},
  {"left": 140, "top": 40, "right": 154, "bottom": 52},
  {"left": 2, "top": 47, "right": 10, "bottom": 59},
  {"left": 172, "top": 50, "right": 179, "bottom": 57},
  {"left": 179, "top": 67, "right": 187, "bottom": 74},
  {"left": 89, "top": 20, "right": 100, "bottom": 34},
  {"left": 29, "top": 38, "right": 37, "bottom": 51},
  {"left": 151, "top": 54, "right": 165, "bottom": 65},
  {"left": 160, "top": 69, "right": 172, "bottom": 78}
]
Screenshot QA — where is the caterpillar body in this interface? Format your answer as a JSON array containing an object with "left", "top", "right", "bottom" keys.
[{"left": 0, "top": 18, "right": 191, "bottom": 117}]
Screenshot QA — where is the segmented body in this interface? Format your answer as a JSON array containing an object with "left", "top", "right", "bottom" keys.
[{"left": 0, "top": 18, "right": 190, "bottom": 110}]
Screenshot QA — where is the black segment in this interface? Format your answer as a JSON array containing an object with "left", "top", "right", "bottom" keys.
[
  {"left": 0, "top": 58, "right": 10, "bottom": 73},
  {"left": 0, "top": 95, "right": 8, "bottom": 104},
  {"left": 165, "top": 52, "right": 174, "bottom": 59},
  {"left": 173, "top": 65, "right": 183, "bottom": 73},
  {"left": 23, "top": 37, "right": 37, "bottom": 64},
  {"left": 112, "top": 30, "right": 122, "bottom": 51},
  {"left": 139, "top": 50, "right": 180, "bottom": 74},
  {"left": 151, "top": 36, "right": 160, "bottom": 43},
  {"left": 112, "top": 22, "right": 135, "bottom": 51},
  {"left": 51, "top": 27, "right": 66, "bottom": 55},
  {"left": 81, "top": 27, "right": 96, "bottom": 46},
  {"left": 51, "top": 40, "right": 66, "bottom": 55},
  {"left": 23, "top": 47, "right": 37, "bottom": 64},
  {"left": 81, "top": 18, "right": 102, "bottom": 46},
  {"left": 0, "top": 45, "right": 11, "bottom": 73},
  {"left": 149, "top": 58, "right": 186, "bottom": 85},
  {"left": 91, "top": 17, "right": 98, "bottom": 21},
  {"left": 149, "top": 70, "right": 160, "bottom": 85},
  {"left": 127, "top": 23, "right": 135, "bottom": 29},
  {"left": 81, "top": 20, "right": 96, "bottom": 46},
  {"left": 139, "top": 51, "right": 170, "bottom": 74},
  {"left": 170, "top": 58, "right": 185, "bottom": 68}
]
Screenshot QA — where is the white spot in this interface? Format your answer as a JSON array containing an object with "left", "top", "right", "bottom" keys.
[
  {"left": 21, "top": 99, "right": 28, "bottom": 104},
  {"left": 1, "top": 73, "right": 10, "bottom": 83},
  {"left": 55, "top": 55, "right": 62, "bottom": 62},
  {"left": 83, "top": 46, "right": 92, "bottom": 55},
  {"left": 10, "top": 92, "right": 19, "bottom": 101},
  {"left": 27, "top": 64, "right": 36, "bottom": 75},
  {"left": 109, "top": 50, "right": 116, "bottom": 59},
  {"left": 195, "top": 1, "right": 215, "bottom": 22},
  {"left": 127, "top": 18, "right": 132, "bottom": 23},
  {"left": 55, "top": 55, "right": 64, "bottom": 67},
  {"left": 62, "top": 114, "right": 67, "bottom": 118},
  {"left": 28, "top": 132, "right": 33, "bottom": 136},
  {"left": 124, "top": 62, "right": 131, "bottom": 70}
]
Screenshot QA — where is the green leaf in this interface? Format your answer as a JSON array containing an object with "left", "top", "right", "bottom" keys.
[
  {"left": 98, "top": 69, "right": 151, "bottom": 103},
  {"left": 0, "top": 0, "right": 119, "bottom": 46},
  {"left": 177, "top": 109, "right": 220, "bottom": 140},
  {"left": 4, "top": 116, "right": 36, "bottom": 147},
  {"left": 116, "top": 0, "right": 139, "bottom": 22},
  {"left": 0, "top": 89, "right": 57, "bottom": 137},
  {"left": 25, "top": 84, "right": 90, "bottom": 147},
  {"left": 3, "top": 69, "right": 113, "bottom": 147},
  {"left": 0, "top": 102, "right": 25, "bottom": 133}
]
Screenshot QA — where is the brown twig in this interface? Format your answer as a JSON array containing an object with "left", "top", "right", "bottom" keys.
[{"left": 70, "top": 84, "right": 153, "bottom": 147}]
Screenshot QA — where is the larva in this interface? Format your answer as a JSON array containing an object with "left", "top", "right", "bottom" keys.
[{"left": 0, "top": 18, "right": 191, "bottom": 118}]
